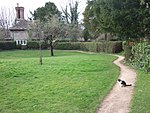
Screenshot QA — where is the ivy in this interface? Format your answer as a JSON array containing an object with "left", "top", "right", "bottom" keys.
[{"left": 130, "top": 42, "right": 150, "bottom": 73}]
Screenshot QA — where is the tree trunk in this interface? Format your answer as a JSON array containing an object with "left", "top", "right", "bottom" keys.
[
  {"left": 50, "top": 39, "right": 54, "bottom": 56},
  {"left": 39, "top": 43, "right": 42, "bottom": 65},
  {"left": 50, "top": 44, "right": 54, "bottom": 56},
  {"left": 104, "top": 33, "right": 107, "bottom": 40},
  {"left": 48, "top": 35, "right": 54, "bottom": 56}
]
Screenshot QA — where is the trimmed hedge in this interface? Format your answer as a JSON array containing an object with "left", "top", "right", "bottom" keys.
[
  {"left": 130, "top": 42, "right": 150, "bottom": 73},
  {"left": 27, "top": 41, "right": 47, "bottom": 49},
  {"left": 54, "top": 41, "right": 123, "bottom": 53},
  {"left": 0, "top": 41, "right": 16, "bottom": 50},
  {"left": 0, "top": 41, "right": 123, "bottom": 53},
  {"left": 27, "top": 41, "right": 40, "bottom": 49}
]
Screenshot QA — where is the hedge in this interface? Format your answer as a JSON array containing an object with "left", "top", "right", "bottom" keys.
[
  {"left": 0, "top": 41, "right": 123, "bottom": 53},
  {"left": 0, "top": 41, "right": 16, "bottom": 50},
  {"left": 130, "top": 42, "right": 150, "bottom": 73},
  {"left": 54, "top": 41, "right": 123, "bottom": 53}
]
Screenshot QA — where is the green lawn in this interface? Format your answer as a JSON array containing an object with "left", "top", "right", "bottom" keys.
[
  {"left": 130, "top": 70, "right": 150, "bottom": 113},
  {"left": 0, "top": 50, "right": 119, "bottom": 113}
]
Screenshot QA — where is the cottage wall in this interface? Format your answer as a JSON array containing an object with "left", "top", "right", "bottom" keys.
[{"left": 10, "top": 31, "right": 29, "bottom": 40}]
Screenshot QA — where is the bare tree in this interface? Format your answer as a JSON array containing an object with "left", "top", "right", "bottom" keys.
[
  {"left": 0, "top": 7, "right": 15, "bottom": 38},
  {"left": 28, "top": 20, "right": 44, "bottom": 65},
  {"left": 62, "top": 1, "right": 80, "bottom": 25},
  {"left": 42, "top": 16, "right": 67, "bottom": 56},
  {"left": 28, "top": 16, "right": 66, "bottom": 59}
]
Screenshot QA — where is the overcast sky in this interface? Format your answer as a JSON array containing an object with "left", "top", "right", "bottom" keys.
[{"left": 0, "top": 0, "right": 87, "bottom": 22}]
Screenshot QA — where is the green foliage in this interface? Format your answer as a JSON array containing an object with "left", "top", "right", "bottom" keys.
[
  {"left": 130, "top": 42, "right": 150, "bottom": 72},
  {"left": 0, "top": 50, "right": 119, "bottom": 113},
  {"left": 27, "top": 41, "right": 49, "bottom": 49},
  {"left": 83, "top": 0, "right": 97, "bottom": 38},
  {"left": 30, "top": 2, "right": 61, "bottom": 22},
  {"left": 112, "top": 0, "right": 148, "bottom": 40},
  {"left": 82, "top": 28, "right": 91, "bottom": 41},
  {"left": 16, "top": 45, "right": 27, "bottom": 50},
  {"left": 94, "top": 0, "right": 114, "bottom": 33},
  {"left": 0, "top": 41, "right": 123, "bottom": 53},
  {"left": 54, "top": 41, "right": 122, "bottom": 53},
  {"left": 96, "top": 41, "right": 123, "bottom": 53},
  {"left": 54, "top": 42, "right": 81, "bottom": 50},
  {"left": 123, "top": 41, "right": 133, "bottom": 61},
  {"left": 0, "top": 41, "right": 47, "bottom": 50},
  {"left": 0, "top": 41, "right": 16, "bottom": 50},
  {"left": 130, "top": 70, "right": 150, "bottom": 113},
  {"left": 80, "top": 42, "right": 97, "bottom": 52},
  {"left": 27, "top": 41, "right": 39, "bottom": 49},
  {"left": 83, "top": 0, "right": 150, "bottom": 40}
]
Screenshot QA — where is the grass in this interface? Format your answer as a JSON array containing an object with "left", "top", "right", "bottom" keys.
[
  {"left": 130, "top": 70, "right": 150, "bottom": 113},
  {"left": 0, "top": 50, "right": 119, "bottom": 113}
]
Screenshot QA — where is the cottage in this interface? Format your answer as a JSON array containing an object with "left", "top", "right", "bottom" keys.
[{"left": 9, "top": 3, "right": 29, "bottom": 45}]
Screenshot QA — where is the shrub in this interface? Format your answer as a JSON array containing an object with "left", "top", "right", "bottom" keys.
[
  {"left": 27, "top": 41, "right": 47, "bottom": 49},
  {"left": 27, "top": 41, "right": 39, "bottom": 49},
  {"left": 54, "top": 41, "right": 123, "bottom": 53},
  {"left": 0, "top": 41, "right": 123, "bottom": 53},
  {"left": 54, "top": 42, "right": 80, "bottom": 50},
  {"left": 123, "top": 41, "right": 133, "bottom": 61},
  {"left": 112, "top": 41, "right": 123, "bottom": 53},
  {"left": 0, "top": 41, "right": 16, "bottom": 50},
  {"left": 130, "top": 42, "right": 150, "bottom": 73},
  {"left": 81, "top": 42, "right": 97, "bottom": 52}
]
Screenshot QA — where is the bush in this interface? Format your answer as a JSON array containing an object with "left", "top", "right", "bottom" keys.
[
  {"left": 0, "top": 41, "right": 123, "bottom": 53},
  {"left": 27, "top": 41, "right": 47, "bottom": 49},
  {"left": 130, "top": 42, "right": 150, "bottom": 73},
  {"left": 54, "top": 42, "right": 80, "bottom": 50},
  {"left": 0, "top": 41, "right": 16, "bottom": 50},
  {"left": 27, "top": 41, "right": 39, "bottom": 49},
  {"left": 54, "top": 41, "right": 123, "bottom": 53},
  {"left": 123, "top": 41, "right": 133, "bottom": 61}
]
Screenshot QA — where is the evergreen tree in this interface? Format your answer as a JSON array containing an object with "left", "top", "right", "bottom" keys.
[{"left": 30, "top": 2, "right": 61, "bottom": 22}]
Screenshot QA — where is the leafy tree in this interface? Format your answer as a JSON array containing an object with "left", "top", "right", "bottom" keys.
[
  {"left": 83, "top": 0, "right": 150, "bottom": 41},
  {"left": 82, "top": 28, "right": 91, "bottom": 41},
  {"left": 93, "top": 0, "right": 114, "bottom": 37},
  {"left": 30, "top": 2, "right": 61, "bottom": 22},
  {"left": 83, "top": 0, "right": 115, "bottom": 40},
  {"left": 83, "top": 0, "right": 97, "bottom": 38},
  {"left": 111, "top": 0, "right": 150, "bottom": 41}
]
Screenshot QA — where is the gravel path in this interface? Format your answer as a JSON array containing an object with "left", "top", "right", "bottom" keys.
[{"left": 96, "top": 55, "right": 137, "bottom": 113}]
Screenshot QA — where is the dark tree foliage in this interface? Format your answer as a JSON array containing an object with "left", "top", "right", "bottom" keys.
[
  {"left": 82, "top": 28, "right": 91, "bottom": 41},
  {"left": 83, "top": 0, "right": 98, "bottom": 38},
  {"left": 112, "top": 0, "right": 150, "bottom": 40},
  {"left": 30, "top": 2, "right": 61, "bottom": 22},
  {"left": 83, "top": 0, "right": 150, "bottom": 41}
]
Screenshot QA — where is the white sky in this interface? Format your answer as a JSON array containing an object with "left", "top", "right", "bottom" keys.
[{"left": 0, "top": 0, "right": 87, "bottom": 22}]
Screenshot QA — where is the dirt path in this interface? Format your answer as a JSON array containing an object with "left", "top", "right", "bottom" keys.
[{"left": 96, "top": 55, "right": 137, "bottom": 113}]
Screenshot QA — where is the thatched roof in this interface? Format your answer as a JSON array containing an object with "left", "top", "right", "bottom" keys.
[{"left": 9, "top": 20, "right": 28, "bottom": 31}]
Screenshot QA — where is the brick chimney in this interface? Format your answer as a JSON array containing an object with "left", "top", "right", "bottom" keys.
[{"left": 15, "top": 3, "right": 24, "bottom": 20}]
